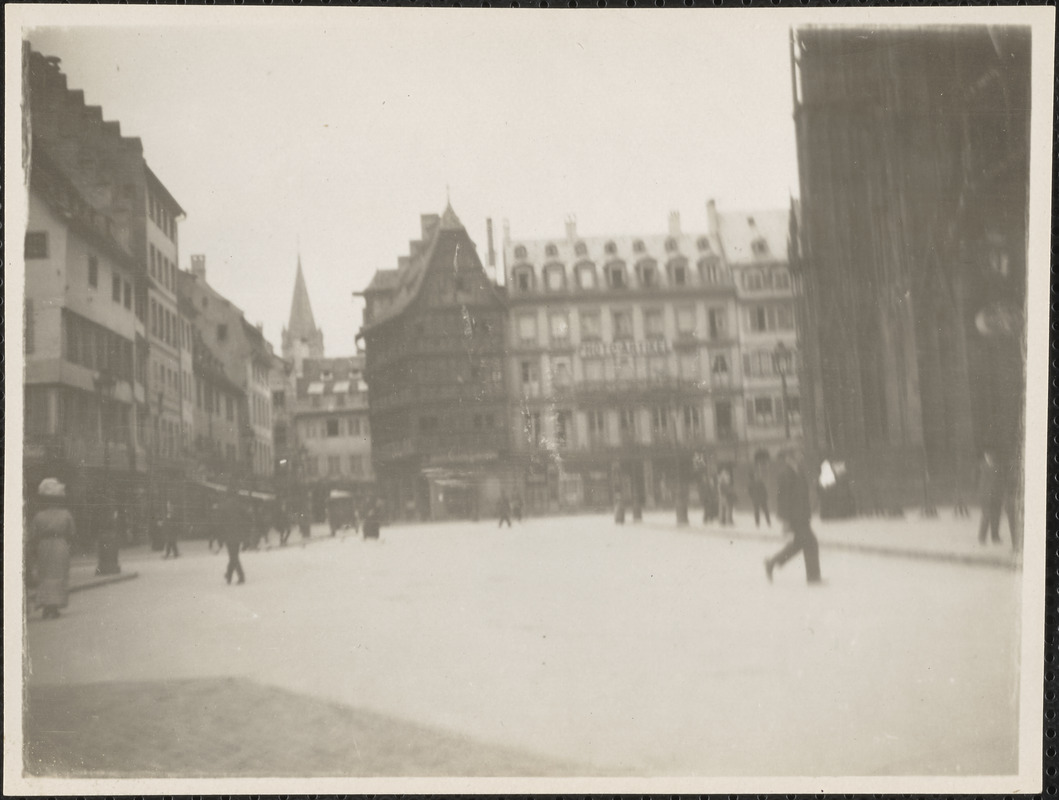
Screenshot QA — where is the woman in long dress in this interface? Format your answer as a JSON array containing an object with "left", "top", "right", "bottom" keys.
[{"left": 30, "top": 478, "right": 75, "bottom": 620}]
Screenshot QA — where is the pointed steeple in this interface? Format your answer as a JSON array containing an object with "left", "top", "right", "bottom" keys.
[
  {"left": 439, "top": 200, "right": 463, "bottom": 231},
  {"left": 288, "top": 255, "right": 319, "bottom": 338},
  {"left": 282, "top": 253, "right": 325, "bottom": 369}
]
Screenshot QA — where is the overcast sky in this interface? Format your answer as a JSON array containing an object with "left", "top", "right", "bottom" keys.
[{"left": 26, "top": 10, "right": 803, "bottom": 356}]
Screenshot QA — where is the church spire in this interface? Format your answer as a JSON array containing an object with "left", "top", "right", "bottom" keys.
[{"left": 282, "top": 252, "right": 324, "bottom": 368}]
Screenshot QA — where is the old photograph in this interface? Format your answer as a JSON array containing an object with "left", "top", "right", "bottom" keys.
[{"left": 4, "top": 5, "right": 1052, "bottom": 795}]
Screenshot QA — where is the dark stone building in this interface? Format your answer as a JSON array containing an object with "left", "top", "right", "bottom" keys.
[
  {"left": 358, "top": 205, "right": 511, "bottom": 521},
  {"left": 791, "top": 26, "right": 1029, "bottom": 514}
]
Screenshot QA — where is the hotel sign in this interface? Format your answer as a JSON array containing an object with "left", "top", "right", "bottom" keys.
[{"left": 578, "top": 340, "right": 670, "bottom": 358}]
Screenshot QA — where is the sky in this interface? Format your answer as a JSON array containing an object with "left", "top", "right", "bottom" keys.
[{"left": 24, "top": 10, "right": 803, "bottom": 356}]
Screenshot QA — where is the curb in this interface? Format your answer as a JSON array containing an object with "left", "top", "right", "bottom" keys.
[
  {"left": 641, "top": 522, "right": 1020, "bottom": 570},
  {"left": 68, "top": 571, "right": 140, "bottom": 593}
]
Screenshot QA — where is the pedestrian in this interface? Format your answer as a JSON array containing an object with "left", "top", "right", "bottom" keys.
[
  {"left": 977, "top": 450, "right": 1003, "bottom": 545},
  {"left": 764, "top": 449, "right": 822, "bottom": 585},
  {"left": 162, "top": 501, "right": 180, "bottom": 559},
  {"left": 749, "top": 464, "right": 771, "bottom": 528},
  {"left": 363, "top": 498, "right": 383, "bottom": 540},
  {"left": 513, "top": 495, "right": 523, "bottom": 523},
  {"left": 29, "top": 478, "right": 75, "bottom": 619},
  {"left": 717, "top": 468, "right": 734, "bottom": 526},
  {"left": 298, "top": 504, "right": 311, "bottom": 539},
  {"left": 218, "top": 484, "right": 246, "bottom": 585},
  {"left": 275, "top": 501, "right": 292, "bottom": 546},
  {"left": 498, "top": 493, "right": 512, "bottom": 528},
  {"left": 614, "top": 490, "right": 626, "bottom": 524},
  {"left": 701, "top": 472, "right": 718, "bottom": 524}
]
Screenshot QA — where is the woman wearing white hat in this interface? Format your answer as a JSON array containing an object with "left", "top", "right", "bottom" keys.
[{"left": 30, "top": 478, "right": 75, "bottom": 619}]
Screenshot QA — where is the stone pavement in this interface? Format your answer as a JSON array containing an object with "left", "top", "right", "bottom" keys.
[
  {"left": 638, "top": 505, "right": 1021, "bottom": 569},
  {"left": 21, "top": 515, "right": 1023, "bottom": 779},
  {"left": 24, "top": 677, "right": 583, "bottom": 777}
]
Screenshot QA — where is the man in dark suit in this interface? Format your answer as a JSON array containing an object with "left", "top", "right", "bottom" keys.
[
  {"left": 765, "top": 449, "right": 822, "bottom": 585},
  {"left": 218, "top": 484, "right": 246, "bottom": 585}
]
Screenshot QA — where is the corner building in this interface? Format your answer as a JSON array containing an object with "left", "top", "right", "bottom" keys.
[
  {"left": 359, "top": 205, "right": 511, "bottom": 521},
  {"left": 503, "top": 204, "right": 801, "bottom": 513}
]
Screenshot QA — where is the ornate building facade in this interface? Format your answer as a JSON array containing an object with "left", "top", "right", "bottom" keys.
[{"left": 359, "top": 205, "right": 511, "bottom": 521}]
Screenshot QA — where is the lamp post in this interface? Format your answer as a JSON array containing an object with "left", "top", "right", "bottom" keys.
[
  {"left": 94, "top": 370, "right": 120, "bottom": 575},
  {"left": 773, "top": 341, "right": 792, "bottom": 440}
]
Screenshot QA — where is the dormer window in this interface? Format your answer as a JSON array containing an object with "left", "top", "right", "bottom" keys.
[
  {"left": 632, "top": 240, "right": 646, "bottom": 254},
  {"left": 605, "top": 261, "right": 628, "bottom": 290},
  {"left": 575, "top": 261, "right": 597, "bottom": 290},
  {"left": 665, "top": 237, "right": 679, "bottom": 253},
  {"left": 574, "top": 241, "right": 588, "bottom": 257},
  {"left": 668, "top": 258, "right": 688, "bottom": 287},
  {"left": 697, "top": 236, "right": 711, "bottom": 252},
  {"left": 636, "top": 259, "right": 658, "bottom": 288},
  {"left": 545, "top": 243, "right": 559, "bottom": 258},
  {"left": 699, "top": 255, "right": 722, "bottom": 284},
  {"left": 514, "top": 244, "right": 527, "bottom": 260},
  {"left": 513, "top": 266, "right": 535, "bottom": 293},
  {"left": 543, "top": 263, "right": 567, "bottom": 292},
  {"left": 604, "top": 241, "right": 617, "bottom": 256}
]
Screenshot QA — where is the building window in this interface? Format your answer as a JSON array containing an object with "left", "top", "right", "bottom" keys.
[
  {"left": 348, "top": 417, "right": 362, "bottom": 436},
  {"left": 775, "top": 270, "right": 791, "bottom": 290},
  {"left": 665, "top": 237, "right": 679, "bottom": 253},
  {"left": 580, "top": 310, "right": 602, "bottom": 341},
  {"left": 517, "top": 313, "right": 538, "bottom": 344},
  {"left": 651, "top": 406, "right": 671, "bottom": 436},
  {"left": 699, "top": 256, "right": 721, "bottom": 284},
  {"left": 605, "top": 262, "right": 627, "bottom": 290},
  {"left": 545, "top": 243, "right": 559, "bottom": 257},
  {"left": 25, "top": 232, "right": 49, "bottom": 259},
  {"left": 636, "top": 260, "right": 658, "bottom": 288},
  {"left": 644, "top": 308, "right": 665, "bottom": 340},
  {"left": 676, "top": 306, "right": 696, "bottom": 337},
  {"left": 619, "top": 407, "right": 638, "bottom": 440},
  {"left": 575, "top": 262, "right": 597, "bottom": 290},
  {"left": 632, "top": 240, "right": 646, "bottom": 254},
  {"left": 747, "top": 396, "right": 775, "bottom": 426},
  {"left": 587, "top": 410, "right": 606, "bottom": 443},
  {"left": 612, "top": 309, "right": 633, "bottom": 340},
  {"left": 123, "top": 280, "right": 132, "bottom": 309},
  {"left": 112, "top": 274, "right": 122, "bottom": 302},
  {"left": 520, "top": 360, "right": 540, "bottom": 396},
  {"left": 669, "top": 261, "right": 688, "bottom": 286},
  {"left": 226, "top": 395, "right": 235, "bottom": 421},
  {"left": 714, "top": 400, "right": 733, "bottom": 439},
  {"left": 697, "top": 236, "right": 711, "bottom": 252},
  {"left": 349, "top": 455, "right": 364, "bottom": 476},
  {"left": 523, "top": 411, "right": 541, "bottom": 447},
  {"left": 514, "top": 267, "right": 534, "bottom": 293},
  {"left": 326, "top": 419, "right": 339, "bottom": 437},
  {"left": 747, "top": 304, "right": 794, "bottom": 333},
  {"left": 555, "top": 410, "right": 572, "bottom": 448},
  {"left": 574, "top": 241, "right": 588, "bottom": 257},
  {"left": 514, "top": 244, "right": 527, "bottom": 259},
  {"left": 549, "top": 312, "right": 569, "bottom": 343},
  {"left": 329, "top": 455, "right": 341, "bottom": 475},
  {"left": 707, "top": 307, "right": 727, "bottom": 339},
  {"left": 88, "top": 256, "right": 99, "bottom": 288},
  {"left": 785, "top": 395, "right": 801, "bottom": 424},
  {"left": 711, "top": 353, "right": 729, "bottom": 375},
  {"left": 551, "top": 358, "right": 572, "bottom": 389},
  {"left": 543, "top": 264, "right": 567, "bottom": 292},
  {"left": 683, "top": 405, "right": 702, "bottom": 434}
]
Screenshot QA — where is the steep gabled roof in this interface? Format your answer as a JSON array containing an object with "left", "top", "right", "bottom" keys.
[{"left": 287, "top": 256, "right": 320, "bottom": 339}]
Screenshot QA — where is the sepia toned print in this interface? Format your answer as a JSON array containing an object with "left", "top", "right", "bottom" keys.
[{"left": 5, "top": 6, "right": 1051, "bottom": 796}]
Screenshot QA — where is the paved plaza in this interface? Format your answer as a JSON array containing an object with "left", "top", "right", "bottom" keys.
[{"left": 22, "top": 514, "right": 1022, "bottom": 778}]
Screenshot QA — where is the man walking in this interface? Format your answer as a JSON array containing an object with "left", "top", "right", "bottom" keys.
[
  {"left": 161, "top": 501, "right": 180, "bottom": 559},
  {"left": 764, "top": 449, "right": 822, "bottom": 585},
  {"left": 218, "top": 484, "right": 246, "bottom": 585},
  {"left": 498, "top": 493, "right": 512, "bottom": 528},
  {"left": 749, "top": 462, "right": 771, "bottom": 528}
]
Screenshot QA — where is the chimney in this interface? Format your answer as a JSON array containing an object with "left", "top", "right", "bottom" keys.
[
  {"left": 668, "top": 211, "right": 681, "bottom": 237},
  {"left": 486, "top": 218, "right": 496, "bottom": 269},
  {"left": 191, "top": 254, "right": 206, "bottom": 280},
  {"left": 706, "top": 199, "right": 720, "bottom": 236},
  {"left": 565, "top": 215, "right": 577, "bottom": 241}
]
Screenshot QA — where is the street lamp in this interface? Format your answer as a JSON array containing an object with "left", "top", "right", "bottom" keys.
[
  {"left": 773, "top": 341, "right": 792, "bottom": 440},
  {"left": 94, "top": 370, "right": 120, "bottom": 575}
]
